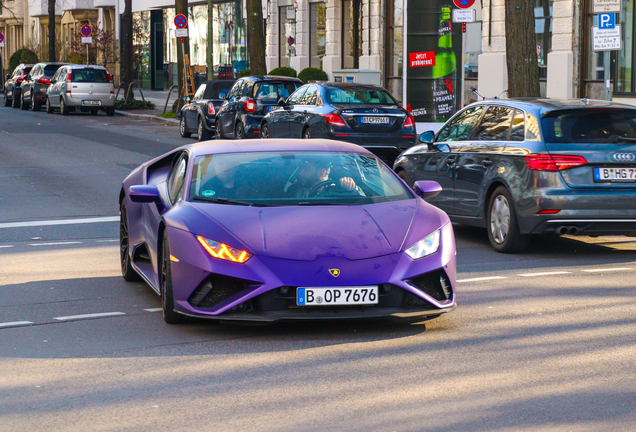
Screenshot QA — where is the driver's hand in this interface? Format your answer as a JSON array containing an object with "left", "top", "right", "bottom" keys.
[{"left": 339, "top": 177, "right": 356, "bottom": 190}]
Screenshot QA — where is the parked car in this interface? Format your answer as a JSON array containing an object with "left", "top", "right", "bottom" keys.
[
  {"left": 179, "top": 80, "right": 235, "bottom": 141},
  {"left": 394, "top": 98, "right": 636, "bottom": 253},
  {"left": 46, "top": 64, "right": 115, "bottom": 116},
  {"left": 215, "top": 75, "right": 302, "bottom": 139},
  {"left": 214, "top": 64, "right": 233, "bottom": 80},
  {"left": 4, "top": 64, "right": 34, "bottom": 108},
  {"left": 119, "top": 139, "right": 456, "bottom": 324},
  {"left": 20, "top": 62, "right": 70, "bottom": 111},
  {"left": 261, "top": 82, "right": 416, "bottom": 165}
]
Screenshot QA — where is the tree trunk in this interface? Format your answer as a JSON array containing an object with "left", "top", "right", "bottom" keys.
[
  {"left": 207, "top": 0, "right": 214, "bottom": 80},
  {"left": 48, "top": 0, "right": 56, "bottom": 62},
  {"left": 504, "top": 0, "right": 540, "bottom": 98},
  {"left": 121, "top": 0, "right": 134, "bottom": 99},
  {"left": 246, "top": 0, "right": 266, "bottom": 75}
]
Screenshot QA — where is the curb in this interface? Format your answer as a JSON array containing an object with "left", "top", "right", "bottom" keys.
[{"left": 115, "top": 110, "right": 179, "bottom": 126}]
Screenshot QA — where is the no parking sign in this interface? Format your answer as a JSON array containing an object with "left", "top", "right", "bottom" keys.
[{"left": 81, "top": 24, "right": 93, "bottom": 44}]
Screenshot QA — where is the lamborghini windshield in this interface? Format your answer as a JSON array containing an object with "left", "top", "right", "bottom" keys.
[{"left": 189, "top": 151, "right": 413, "bottom": 206}]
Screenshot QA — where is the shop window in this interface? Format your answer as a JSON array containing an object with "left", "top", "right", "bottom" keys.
[
  {"left": 310, "top": 2, "right": 326, "bottom": 68},
  {"left": 342, "top": 0, "right": 363, "bottom": 69},
  {"left": 279, "top": 6, "right": 296, "bottom": 68},
  {"left": 535, "top": 0, "right": 552, "bottom": 80}
]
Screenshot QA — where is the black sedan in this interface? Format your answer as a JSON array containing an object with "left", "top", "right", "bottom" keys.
[
  {"left": 4, "top": 64, "right": 34, "bottom": 108},
  {"left": 179, "top": 80, "right": 235, "bottom": 141},
  {"left": 260, "top": 83, "right": 416, "bottom": 165},
  {"left": 215, "top": 75, "right": 302, "bottom": 139},
  {"left": 20, "top": 62, "right": 69, "bottom": 111}
]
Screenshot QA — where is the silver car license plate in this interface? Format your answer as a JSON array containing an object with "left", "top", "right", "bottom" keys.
[
  {"left": 361, "top": 116, "right": 389, "bottom": 124},
  {"left": 594, "top": 167, "right": 636, "bottom": 182},
  {"left": 82, "top": 100, "right": 101, "bottom": 106},
  {"left": 297, "top": 286, "right": 378, "bottom": 306}
]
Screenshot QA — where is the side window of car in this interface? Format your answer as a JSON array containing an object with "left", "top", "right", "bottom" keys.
[
  {"left": 299, "top": 86, "right": 318, "bottom": 105},
  {"left": 510, "top": 110, "right": 525, "bottom": 141},
  {"left": 287, "top": 87, "right": 307, "bottom": 105},
  {"left": 167, "top": 153, "right": 188, "bottom": 205},
  {"left": 193, "top": 84, "right": 206, "bottom": 101},
  {"left": 472, "top": 106, "right": 516, "bottom": 141},
  {"left": 242, "top": 81, "right": 255, "bottom": 97},
  {"left": 437, "top": 106, "right": 484, "bottom": 142},
  {"left": 228, "top": 80, "right": 244, "bottom": 100}
]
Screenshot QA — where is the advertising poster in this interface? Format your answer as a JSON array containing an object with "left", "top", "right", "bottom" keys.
[{"left": 406, "top": 1, "right": 463, "bottom": 123}]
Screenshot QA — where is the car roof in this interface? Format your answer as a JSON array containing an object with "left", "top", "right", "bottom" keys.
[
  {"left": 65, "top": 64, "right": 108, "bottom": 70},
  {"left": 184, "top": 139, "right": 373, "bottom": 158},
  {"left": 477, "top": 98, "right": 636, "bottom": 115},
  {"left": 35, "top": 62, "right": 70, "bottom": 66},
  {"left": 242, "top": 75, "right": 303, "bottom": 83},
  {"left": 320, "top": 82, "right": 384, "bottom": 89}
]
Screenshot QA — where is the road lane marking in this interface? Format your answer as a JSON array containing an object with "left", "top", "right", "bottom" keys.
[
  {"left": 54, "top": 312, "right": 126, "bottom": 321},
  {"left": 0, "top": 216, "right": 119, "bottom": 229},
  {"left": 96, "top": 239, "right": 119, "bottom": 243},
  {"left": 518, "top": 271, "right": 572, "bottom": 277},
  {"left": 29, "top": 241, "right": 83, "bottom": 247},
  {"left": 0, "top": 321, "right": 34, "bottom": 328},
  {"left": 0, "top": 245, "right": 14, "bottom": 248},
  {"left": 143, "top": 308, "right": 162, "bottom": 312},
  {"left": 457, "top": 276, "right": 507, "bottom": 283},
  {"left": 582, "top": 267, "right": 633, "bottom": 273}
]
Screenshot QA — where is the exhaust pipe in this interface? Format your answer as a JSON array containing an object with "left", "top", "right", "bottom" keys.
[
  {"left": 568, "top": 226, "right": 578, "bottom": 235},
  {"left": 556, "top": 226, "right": 569, "bottom": 235}
]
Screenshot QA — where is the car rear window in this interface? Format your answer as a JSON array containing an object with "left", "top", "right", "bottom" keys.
[
  {"left": 44, "top": 65, "right": 62, "bottom": 77},
  {"left": 325, "top": 86, "right": 397, "bottom": 105},
  {"left": 254, "top": 81, "right": 299, "bottom": 100},
  {"left": 541, "top": 109, "right": 636, "bottom": 143},
  {"left": 71, "top": 69, "right": 109, "bottom": 83}
]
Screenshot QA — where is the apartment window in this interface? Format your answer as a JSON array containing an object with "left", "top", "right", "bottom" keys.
[
  {"left": 342, "top": 0, "right": 363, "bottom": 69},
  {"left": 535, "top": 0, "right": 552, "bottom": 80},
  {"left": 309, "top": 2, "right": 326, "bottom": 68},
  {"left": 385, "top": 0, "right": 403, "bottom": 100},
  {"left": 279, "top": 6, "right": 296, "bottom": 67}
]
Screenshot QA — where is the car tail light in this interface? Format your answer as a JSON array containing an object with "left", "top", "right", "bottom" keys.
[
  {"left": 403, "top": 114, "right": 415, "bottom": 128},
  {"left": 37, "top": 78, "right": 51, "bottom": 85},
  {"left": 324, "top": 113, "right": 347, "bottom": 127},
  {"left": 16, "top": 77, "right": 24, "bottom": 83},
  {"left": 208, "top": 103, "right": 215, "bottom": 115},
  {"left": 537, "top": 209, "right": 561, "bottom": 214},
  {"left": 525, "top": 154, "right": 588, "bottom": 171},
  {"left": 243, "top": 99, "right": 256, "bottom": 112},
  {"left": 67, "top": 72, "right": 73, "bottom": 83},
  {"left": 106, "top": 72, "right": 113, "bottom": 83}
]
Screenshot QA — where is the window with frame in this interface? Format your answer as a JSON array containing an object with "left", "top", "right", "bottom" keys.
[
  {"left": 309, "top": 2, "right": 326, "bottom": 68},
  {"left": 287, "top": 87, "right": 307, "bottom": 105},
  {"left": 167, "top": 154, "right": 188, "bottom": 205},
  {"left": 299, "top": 86, "right": 318, "bottom": 105},
  {"left": 437, "top": 106, "right": 485, "bottom": 142},
  {"left": 472, "top": 106, "right": 516, "bottom": 141},
  {"left": 193, "top": 84, "right": 207, "bottom": 101}
]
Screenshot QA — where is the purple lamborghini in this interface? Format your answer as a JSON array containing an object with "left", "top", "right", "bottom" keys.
[{"left": 119, "top": 139, "right": 457, "bottom": 324}]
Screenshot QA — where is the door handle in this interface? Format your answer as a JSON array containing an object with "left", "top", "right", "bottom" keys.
[{"left": 482, "top": 159, "right": 493, "bottom": 167}]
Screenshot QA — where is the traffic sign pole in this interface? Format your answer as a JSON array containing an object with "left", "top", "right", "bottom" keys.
[{"left": 0, "top": 32, "right": 4, "bottom": 92}]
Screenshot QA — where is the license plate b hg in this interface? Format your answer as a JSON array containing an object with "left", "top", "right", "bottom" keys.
[{"left": 297, "top": 286, "right": 379, "bottom": 306}]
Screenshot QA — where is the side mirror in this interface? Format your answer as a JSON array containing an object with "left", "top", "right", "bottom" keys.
[
  {"left": 219, "top": 92, "right": 227, "bottom": 99},
  {"left": 278, "top": 97, "right": 287, "bottom": 107},
  {"left": 419, "top": 131, "right": 435, "bottom": 144},
  {"left": 412, "top": 180, "right": 442, "bottom": 199},
  {"left": 129, "top": 185, "right": 161, "bottom": 203}
]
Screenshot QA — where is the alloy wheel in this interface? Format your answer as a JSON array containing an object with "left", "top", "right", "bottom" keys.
[{"left": 490, "top": 195, "right": 511, "bottom": 244}]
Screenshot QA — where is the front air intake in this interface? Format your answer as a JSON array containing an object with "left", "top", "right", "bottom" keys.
[
  {"left": 188, "top": 274, "right": 257, "bottom": 308},
  {"left": 408, "top": 270, "right": 453, "bottom": 301}
]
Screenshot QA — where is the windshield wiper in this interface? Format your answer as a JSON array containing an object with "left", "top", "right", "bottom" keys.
[
  {"left": 610, "top": 135, "right": 636, "bottom": 143},
  {"left": 192, "top": 196, "right": 270, "bottom": 207}
]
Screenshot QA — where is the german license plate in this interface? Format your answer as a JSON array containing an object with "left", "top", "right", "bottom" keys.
[
  {"left": 594, "top": 167, "right": 636, "bottom": 182},
  {"left": 297, "top": 286, "right": 378, "bottom": 306},
  {"left": 361, "top": 116, "right": 389, "bottom": 124},
  {"left": 82, "top": 100, "right": 101, "bottom": 106}
]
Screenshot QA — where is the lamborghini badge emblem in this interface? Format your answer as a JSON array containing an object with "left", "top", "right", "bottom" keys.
[{"left": 329, "top": 268, "right": 340, "bottom": 277}]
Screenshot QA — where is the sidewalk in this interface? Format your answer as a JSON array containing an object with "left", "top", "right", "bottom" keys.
[{"left": 115, "top": 87, "right": 181, "bottom": 125}]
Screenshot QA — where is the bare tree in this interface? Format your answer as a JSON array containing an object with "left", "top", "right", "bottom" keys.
[
  {"left": 246, "top": 0, "right": 266, "bottom": 75},
  {"left": 504, "top": 0, "right": 540, "bottom": 97}
]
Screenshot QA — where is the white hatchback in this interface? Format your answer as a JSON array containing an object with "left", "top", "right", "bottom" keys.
[{"left": 46, "top": 65, "right": 116, "bottom": 116}]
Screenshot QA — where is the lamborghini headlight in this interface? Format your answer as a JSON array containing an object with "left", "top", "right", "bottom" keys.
[
  {"left": 404, "top": 229, "right": 440, "bottom": 259},
  {"left": 197, "top": 236, "right": 253, "bottom": 263}
]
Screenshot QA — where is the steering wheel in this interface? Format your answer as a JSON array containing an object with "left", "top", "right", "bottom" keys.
[{"left": 309, "top": 180, "right": 338, "bottom": 197}]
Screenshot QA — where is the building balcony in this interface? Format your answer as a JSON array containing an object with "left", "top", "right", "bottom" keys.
[
  {"left": 93, "top": 0, "right": 116, "bottom": 8},
  {"left": 29, "top": 0, "right": 63, "bottom": 17},
  {"left": 60, "top": 0, "right": 96, "bottom": 12}
]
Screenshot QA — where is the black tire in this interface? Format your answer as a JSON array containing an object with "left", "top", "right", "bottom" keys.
[
  {"left": 46, "top": 97, "right": 54, "bottom": 114},
  {"left": 4, "top": 95, "right": 10, "bottom": 107},
  {"left": 198, "top": 117, "right": 211, "bottom": 141},
  {"left": 397, "top": 169, "right": 411, "bottom": 187},
  {"left": 120, "top": 201, "right": 142, "bottom": 282},
  {"left": 106, "top": 107, "right": 115, "bottom": 117},
  {"left": 215, "top": 119, "right": 223, "bottom": 139},
  {"left": 60, "top": 97, "right": 69, "bottom": 115},
  {"left": 161, "top": 233, "right": 185, "bottom": 324},
  {"left": 179, "top": 115, "right": 191, "bottom": 138},
  {"left": 12, "top": 91, "right": 20, "bottom": 108},
  {"left": 234, "top": 121, "right": 244, "bottom": 140},
  {"left": 31, "top": 94, "right": 41, "bottom": 111},
  {"left": 486, "top": 186, "right": 530, "bottom": 253},
  {"left": 90, "top": 109, "right": 99, "bottom": 115},
  {"left": 303, "top": 127, "right": 311, "bottom": 139},
  {"left": 19, "top": 93, "right": 28, "bottom": 110},
  {"left": 261, "top": 122, "right": 270, "bottom": 139}
]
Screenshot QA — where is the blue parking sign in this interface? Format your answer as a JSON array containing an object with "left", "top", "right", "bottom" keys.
[{"left": 598, "top": 13, "right": 616, "bottom": 29}]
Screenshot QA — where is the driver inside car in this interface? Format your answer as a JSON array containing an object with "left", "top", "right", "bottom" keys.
[{"left": 284, "top": 156, "right": 360, "bottom": 198}]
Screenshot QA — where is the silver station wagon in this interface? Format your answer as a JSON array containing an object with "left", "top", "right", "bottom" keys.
[{"left": 46, "top": 64, "right": 116, "bottom": 116}]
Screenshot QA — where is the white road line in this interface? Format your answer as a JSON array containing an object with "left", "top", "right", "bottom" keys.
[
  {"left": 0, "top": 321, "right": 34, "bottom": 328},
  {"left": 29, "top": 241, "right": 83, "bottom": 247},
  {"left": 518, "top": 271, "right": 572, "bottom": 277},
  {"left": 143, "top": 308, "right": 162, "bottom": 313},
  {"left": 0, "top": 216, "right": 119, "bottom": 229},
  {"left": 0, "top": 245, "right": 14, "bottom": 248},
  {"left": 54, "top": 312, "right": 125, "bottom": 321},
  {"left": 582, "top": 267, "right": 633, "bottom": 273},
  {"left": 96, "top": 239, "right": 119, "bottom": 243},
  {"left": 457, "top": 276, "right": 508, "bottom": 283}
]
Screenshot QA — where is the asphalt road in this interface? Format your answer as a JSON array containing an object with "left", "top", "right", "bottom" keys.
[{"left": 1, "top": 102, "right": 636, "bottom": 431}]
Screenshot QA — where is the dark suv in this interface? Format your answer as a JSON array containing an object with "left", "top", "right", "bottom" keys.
[
  {"left": 215, "top": 76, "right": 302, "bottom": 139},
  {"left": 394, "top": 99, "right": 636, "bottom": 253},
  {"left": 20, "top": 62, "right": 69, "bottom": 111},
  {"left": 4, "top": 64, "right": 34, "bottom": 108}
]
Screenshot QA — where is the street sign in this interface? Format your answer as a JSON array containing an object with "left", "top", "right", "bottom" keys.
[
  {"left": 592, "top": 25, "right": 622, "bottom": 51},
  {"left": 81, "top": 37, "right": 93, "bottom": 44},
  {"left": 452, "top": 9, "right": 475, "bottom": 23},
  {"left": 593, "top": 0, "right": 620, "bottom": 13},
  {"left": 174, "top": 14, "right": 188, "bottom": 29},
  {"left": 0, "top": 33, "right": 4, "bottom": 43},
  {"left": 288, "top": 36, "right": 295, "bottom": 46},
  {"left": 81, "top": 24, "right": 92, "bottom": 37},
  {"left": 598, "top": 13, "right": 615, "bottom": 29},
  {"left": 175, "top": 28, "right": 188, "bottom": 37},
  {"left": 452, "top": 0, "right": 475, "bottom": 9}
]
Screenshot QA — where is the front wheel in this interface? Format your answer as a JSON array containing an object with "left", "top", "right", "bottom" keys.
[
  {"left": 198, "top": 117, "right": 211, "bottom": 141},
  {"left": 161, "top": 233, "right": 185, "bottom": 324},
  {"left": 119, "top": 202, "right": 141, "bottom": 282},
  {"left": 397, "top": 169, "right": 411, "bottom": 187},
  {"left": 215, "top": 119, "right": 223, "bottom": 139},
  {"left": 486, "top": 186, "right": 529, "bottom": 253},
  {"left": 179, "top": 115, "right": 191, "bottom": 138}
]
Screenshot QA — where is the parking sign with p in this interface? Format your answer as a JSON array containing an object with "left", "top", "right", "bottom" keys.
[{"left": 599, "top": 13, "right": 616, "bottom": 29}]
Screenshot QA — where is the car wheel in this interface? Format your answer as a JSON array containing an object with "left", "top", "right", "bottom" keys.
[
  {"left": 60, "top": 98, "right": 70, "bottom": 115},
  {"left": 487, "top": 186, "right": 530, "bottom": 253},
  {"left": 106, "top": 107, "right": 115, "bottom": 117},
  {"left": 179, "top": 115, "right": 191, "bottom": 138},
  {"left": 397, "top": 169, "right": 411, "bottom": 187},
  {"left": 46, "top": 98, "right": 54, "bottom": 114},
  {"left": 234, "top": 121, "right": 244, "bottom": 140},
  {"left": 12, "top": 92, "right": 20, "bottom": 108},
  {"left": 198, "top": 117, "right": 211, "bottom": 141},
  {"left": 303, "top": 127, "right": 311, "bottom": 139},
  {"left": 261, "top": 122, "right": 270, "bottom": 139},
  {"left": 161, "top": 232, "right": 185, "bottom": 324},
  {"left": 20, "top": 93, "right": 28, "bottom": 110},
  {"left": 215, "top": 119, "right": 223, "bottom": 139},
  {"left": 31, "top": 94, "right": 39, "bottom": 111},
  {"left": 90, "top": 109, "right": 99, "bottom": 115},
  {"left": 4, "top": 95, "right": 10, "bottom": 107},
  {"left": 120, "top": 201, "right": 141, "bottom": 282}
]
